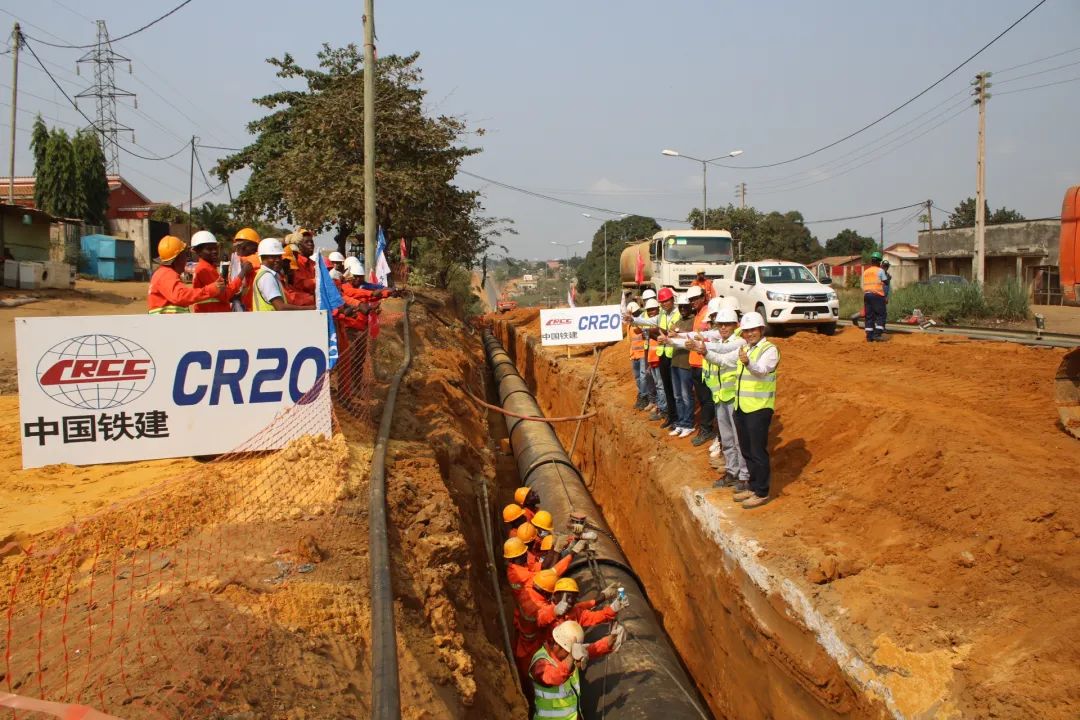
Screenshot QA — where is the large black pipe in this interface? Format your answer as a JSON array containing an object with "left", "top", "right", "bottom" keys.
[{"left": 484, "top": 332, "right": 711, "bottom": 719}]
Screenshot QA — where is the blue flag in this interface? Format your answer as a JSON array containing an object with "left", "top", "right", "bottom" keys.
[{"left": 314, "top": 252, "right": 345, "bottom": 369}]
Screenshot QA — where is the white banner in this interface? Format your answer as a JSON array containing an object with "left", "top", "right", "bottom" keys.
[
  {"left": 539, "top": 304, "right": 624, "bottom": 346},
  {"left": 16, "top": 312, "right": 331, "bottom": 469}
]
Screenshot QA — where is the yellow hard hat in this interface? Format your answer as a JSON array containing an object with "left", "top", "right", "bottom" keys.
[
  {"left": 234, "top": 227, "right": 261, "bottom": 243},
  {"left": 516, "top": 522, "right": 538, "bottom": 544},
  {"left": 297, "top": 227, "right": 313, "bottom": 237},
  {"left": 157, "top": 235, "right": 187, "bottom": 263},
  {"left": 532, "top": 510, "right": 554, "bottom": 533},
  {"left": 503, "top": 537, "right": 527, "bottom": 559},
  {"left": 502, "top": 504, "right": 524, "bottom": 524},
  {"left": 553, "top": 577, "right": 579, "bottom": 594},
  {"left": 539, "top": 535, "right": 555, "bottom": 552},
  {"left": 514, "top": 487, "right": 531, "bottom": 506},
  {"left": 282, "top": 246, "right": 298, "bottom": 269},
  {"left": 533, "top": 569, "right": 558, "bottom": 594}
]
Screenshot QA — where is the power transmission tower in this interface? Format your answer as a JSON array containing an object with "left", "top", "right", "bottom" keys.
[
  {"left": 76, "top": 20, "right": 136, "bottom": 175},
  {"left": 735, "top": 182, "right": 747, "bottom": 209},
  {"left": 972, "top": 71, "right": 991, "bottom": 285}
]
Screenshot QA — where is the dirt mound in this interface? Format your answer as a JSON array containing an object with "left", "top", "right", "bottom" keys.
[{"left": 495, "top": 309, "right": 1079, "bottom": 719}]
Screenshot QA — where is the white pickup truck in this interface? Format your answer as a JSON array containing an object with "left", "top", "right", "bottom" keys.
[{"left": 720, "top": 260, "right": 840, "bottom": 335}]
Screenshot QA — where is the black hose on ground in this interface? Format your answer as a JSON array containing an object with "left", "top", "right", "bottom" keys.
[
  {"left": 482, "top": 331, "right": 712, "bottom": 719},
  {"left": 369, "top": 296, "right": 413, "bottom": 720}
]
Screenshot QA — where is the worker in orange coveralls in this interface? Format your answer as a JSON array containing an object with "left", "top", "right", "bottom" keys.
[
  {"left": 233, "top": 227, "right": 262, "bottom": 311},
  {"left": 503, "top": 504, "right": 530, "bottom": 539},
  {"left": 291, "top": 228, "right": 318, "bottom": 294},
  {"left": 514, "top": 486, "right": 541, "bottom": 521},
  {"left": 280, "top": 247, "right": 315, "bottom": 307},
  {"left": 147, "top": 236, "right": 223, "bottom": 314},
  {"left": 513, "top": 569, "right": 560, "bottom": 680},
  {"left": 536, "top": 577, "right": 625, "bottom": 631},
  {"left": 529, "top": 619, "right": 624, "bottom": 719},
  {"left": 190, "top": 231, "right": 245, "bottom": 313}
]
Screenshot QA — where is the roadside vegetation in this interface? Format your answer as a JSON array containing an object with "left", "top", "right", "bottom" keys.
[{"left": 838, "top": 280, "right": 1030, "bottom": 324}]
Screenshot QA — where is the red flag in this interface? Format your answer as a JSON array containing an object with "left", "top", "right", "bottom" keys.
[
  {"left": 399, "top": 237, "right": 407, "bottom": 261},
  {"left": 635, "top": 249, "right": 645, "bottom": 284}
]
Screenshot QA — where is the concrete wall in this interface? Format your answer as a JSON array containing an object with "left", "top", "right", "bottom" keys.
[
  {"left": 109, "top": 218, "right": 153, "bottom": 274},
  {"left": 918, "top": 220, "right": 1060, "bottom": 261},
  {"left": 1, "top": 211, "right": 51, "bottom": 261}
]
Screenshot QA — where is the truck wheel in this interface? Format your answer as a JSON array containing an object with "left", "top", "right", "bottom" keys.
[
  {"left": 755, "top": 304, "right": 776, "bottom": 336},
  {"left": 817, "top": 323, "right": 837, "bottom": 336}
]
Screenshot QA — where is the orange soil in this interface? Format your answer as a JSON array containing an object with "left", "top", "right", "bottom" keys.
[{"left": 495, "top": 307, "right": 1079, "bottom": 720}]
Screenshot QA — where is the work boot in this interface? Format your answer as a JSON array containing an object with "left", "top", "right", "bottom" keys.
[
  {"left": 712, "top": 473, "right": 735, "bottom": 489},
  {"left": 634, "top": 397, "right": 647, "bottom": 410},
  {"left": 732, "top": 489, "right": 755, "bottom": 502},
  {"left": 731, "top": 481, "right": 749, "bottom": 495},
  {"left": 691, "top": 432, "right": 715, "bottom": 447},
  {"left": 659, "top": 417, "right": 674, "bottom": 428},
  {"left": 650, "top": 412, "right": 664, "bottom": 422},
  {"left": 740, "top": 494, "right": 770, "bottom": 509}
]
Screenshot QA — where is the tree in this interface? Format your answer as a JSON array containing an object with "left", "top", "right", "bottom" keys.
[
  {"left": 824, "top": 228, "right": 876, "bottom": 256},
  {"left": 946, "top": 197, "right": 1026, "bottom": 228},
  {"left": 72, "top": 130, "right": 109, "bottom": 225},
  {"left": 575, "top": 215, "right": 660, "bottom": 295},
  {"left": 217, "top": 45, "right": 504, "bottom": 284},
  {"left": 30, "top": 115, "right": 49, "bottom": 209},
  {"left": 37, "top": 129, "right": 79, "bottom": 219},
  {"left": 150, "top": 204, "right": 190, "bottom": 224},
  {"left": 688, "top": 204, "right": 821, "bottom": 264},
  {"left": 190, "top": 201, "right": 234, "bottom": 236}
]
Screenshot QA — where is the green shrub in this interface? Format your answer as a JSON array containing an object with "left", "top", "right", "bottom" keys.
[{"left": 885, "top": 281, "right": 1029, "bottom": 324}]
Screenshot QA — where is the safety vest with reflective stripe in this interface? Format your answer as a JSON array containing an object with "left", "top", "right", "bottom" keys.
[
  {"left": 707, "top": 329, "right": 742, "bottom": 404},
  {"left": 530, "top": 646, "right": 580, "bottom": 720},
  {"left": 734, "top": 339, "right": 778, "bottom": 412},
  {"left": 657, "top": 308, "right": 680, "bottom": 358},
  {"left": 862, "top": 266, "right": 884, "bottom": 296},
  {"left": 148, "top": 304, "right": 190, "bottom": 315},
  {"left": 252, "top": 267, "right": 285, "bottom": 312},
  {"left": 629, "top": 326, "right": 645, "bottom": 359}
]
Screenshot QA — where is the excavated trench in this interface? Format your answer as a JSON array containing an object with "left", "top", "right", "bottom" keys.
[{"left": 490, "top": 318, "right": 892, "bottom": 720}]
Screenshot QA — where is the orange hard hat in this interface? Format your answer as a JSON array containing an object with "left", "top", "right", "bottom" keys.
[
  {"left": 514, "top": 487, "right": 530, "bottom": 505},
  {"left": 539, "top": 535, "right": 555, "bottom": 552},
  {"left": 297, "top": 227, "right": 313, "bottom": 237},
  {"left": 502, "top": 504, "right": 524, "bottom": 524},
  {"left": 532, "top": 569, "right": 558, "bottom": 594},
  {"left": 531, "top": 510, "right": 554, "bottom": 533},
  {"left": 554, "top": 577, "right": 579, "bottom": 594},
  {"left": 503, "top": 537, "right": 527, "bottom": 559},
  {"left": 282, "top": 246, "right": 298, "bottom": 269},
  {"left": 157, "top": 235, "right": 187, "bottom": 263},
  {"left": 516, "top": 522, "right": 538, "bottom": 544},
  {"left": 234, "top": 227, "right": 261, "bottom": 243}
]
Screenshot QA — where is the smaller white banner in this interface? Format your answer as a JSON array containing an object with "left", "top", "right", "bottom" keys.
[{"left": 539, "top": 305, "right": 624, "bottom": 346}]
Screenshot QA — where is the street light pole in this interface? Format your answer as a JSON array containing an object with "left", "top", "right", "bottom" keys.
[
  {"left": 662, "top": 148, "right": 743, "bottom": 230},
  {"left": 582, "top": 213, "right": 626, "bottom": 302}
]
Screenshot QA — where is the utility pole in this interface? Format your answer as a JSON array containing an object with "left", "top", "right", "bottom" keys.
[
  {"left": 972, "top": 71, "right": 991, "bottom": 285},
  {"left": 76, "top": 21, "right": 136, "bottom": 175},
  {"left": 8, "top": 23, "right": 20, "bottom": 204},
  {"left": 735, "top": 182, "right": 747, "bottom": 209},
  {"left": 701, "top": 163, "right": 708, "bottom": 230},
  {"left": 602, "top": 222, "right": 608, "bottom": 301},
  {"left": 926, "top": 199, "right": 936, "bottom": 275},
  {"left": 187, "top": 136, "right": 195, "bottom": 242},
  {"left": 362, "top": 1, "right": 377, "bottom": 279},
  {"left": 880, "top": 216, "right": 884, "bottom": 252}
]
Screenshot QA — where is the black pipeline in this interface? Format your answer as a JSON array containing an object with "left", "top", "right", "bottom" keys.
[{"left": 483, "top": 332, "right": 711, "bottom": 719}]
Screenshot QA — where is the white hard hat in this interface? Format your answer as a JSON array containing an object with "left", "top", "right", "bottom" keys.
[
  {"left": 258, "top": 238, "right": 284, "bottom": 256},
  {"left": 706, "top": 297, "right": 723, "bottom": 314},
  {"left": 720, "top": 296, "right": 740, "bottom": 313},
  {"left": 328, "top": 251, "right": 346, "bottom": 263},
  {"left": 329, "top": 268, "right": 343, "bottom": 281},
  {"left": 190, "top": 230, "right": 217, "bottom": 248},
  {"left": 641, "top": 289, "right": 657, "bottom": 300},
  {"left": 740, "top": 311, "right": 766, "bottom": 330},
  {"left": 551, "top": 620, "right": 584, "bottom": 653},
  {"left": 344, "top": 256, "right": 364, "bottom": 276},
  {"left": 676, "top": 292, "right": 690, "bottom": 305},
  {"left": 714, "top": 308, "right": 738, "bottom": 323},
  {"left": 685, "top": 285, "right": 704, "bottom": 300},
  {"left": 644, "top": 298, "right": 660, "bottom": 310},
  {"left": 625, "top": 301, "right": 641, "bottom": 315}
]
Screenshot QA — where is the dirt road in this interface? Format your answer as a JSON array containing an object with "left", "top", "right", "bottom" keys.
[{"left": 495, "top": 310, "right": 1079, "bottom": 719}]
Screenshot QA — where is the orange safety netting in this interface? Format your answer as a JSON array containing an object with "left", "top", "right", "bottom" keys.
[{"left": 1, "top": 305, "right": 402, "bottom": 720}]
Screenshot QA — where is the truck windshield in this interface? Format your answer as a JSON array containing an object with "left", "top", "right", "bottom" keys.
[
  {"left": 662, "top": 236, "right": 733, "bottom": 263},
  {"left": 758, "top": 265, "right": 818, "bottom": 284}
]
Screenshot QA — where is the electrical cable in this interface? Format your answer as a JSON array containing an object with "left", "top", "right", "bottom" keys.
[
  {"left": 23, "top": 0, "right": 196, "bottom": 50},
  {"left": 992, "top": 45, "right": 1080, "bottom": 76},
  {"left": 21, "top": 37, "right": 189, "bottom": 162},
  {"left": 801, "top": 202, "right": 927, "bottom": 225},
  {"left": 193, "top": 146, "right": 214, "bottom": 193},
  {"left": 196, "top": 144, "right": 243, "bottom": 152},
  {"left": 994, "top": 74, "right": 1080, "bottom": 96},
  {"left": 993, "top": 59, "right": 1080, "bottom": 85},
  {"left": 458, "top": 170, "right": 687, "bottom": 223},
  {"left": 708, "top": 0, "right": 1048, "bottom": 170}
]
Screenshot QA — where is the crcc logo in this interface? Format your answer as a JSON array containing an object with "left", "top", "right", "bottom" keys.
[{"left": 36, "top": 335, "right": 156, "bottom": 410}]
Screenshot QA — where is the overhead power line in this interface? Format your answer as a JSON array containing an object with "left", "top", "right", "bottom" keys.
[
  {"left": 801, "top": 202, "right": 927, "bottom": 225},
  {"left": 711, "top": 0, "right": 1048, "bottom": 170},
  {"left": 994, "top": 58, "right": 1080, "bottom": 85},
  {"left": 458, "top": 169, "right": 688, "bottom": 223},
  {"left": 21, "top": 37, "right": 188, "bottom": 162},
  {"left": 23, "top": 0, "right": 196, "bottom": 49},
  {"left": 995, "top": 74, "right": 1080, "bottom": 96},
  {"left": 992, "top": 45, "right": 1080, "bottom": 76}
]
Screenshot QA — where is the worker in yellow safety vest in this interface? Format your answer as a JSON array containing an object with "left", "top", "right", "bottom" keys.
[
  {"left": 529, "top": 620, "right": 622, "bottom": 720},
  {"left": 691, "top": 305, "right": 749, "bottom": 490},
  {"left": 654, "top": 287, "right": 680, "bottom": 430},
  {"left": 730, "top": 311, "right": 779, "bottom": 510},
  {"left": 251, "top": 238, "right": 308, "bottom": 312}
]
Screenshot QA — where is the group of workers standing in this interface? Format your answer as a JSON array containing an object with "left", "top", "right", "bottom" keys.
[
  {"left": 500, "top": 487, "right": 628, "bottom": 718},
  {"left": 624, "top": 270, "right": 779, "bottom": 509}
]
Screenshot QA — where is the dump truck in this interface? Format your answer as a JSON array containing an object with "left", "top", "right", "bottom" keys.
[{"left": 619, "top": 229, "right": 735, "bottom": 292}]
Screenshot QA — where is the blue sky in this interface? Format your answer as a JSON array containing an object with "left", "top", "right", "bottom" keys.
[{"left": 2, "top": 0, "right": 1077, "bottom": 258}]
